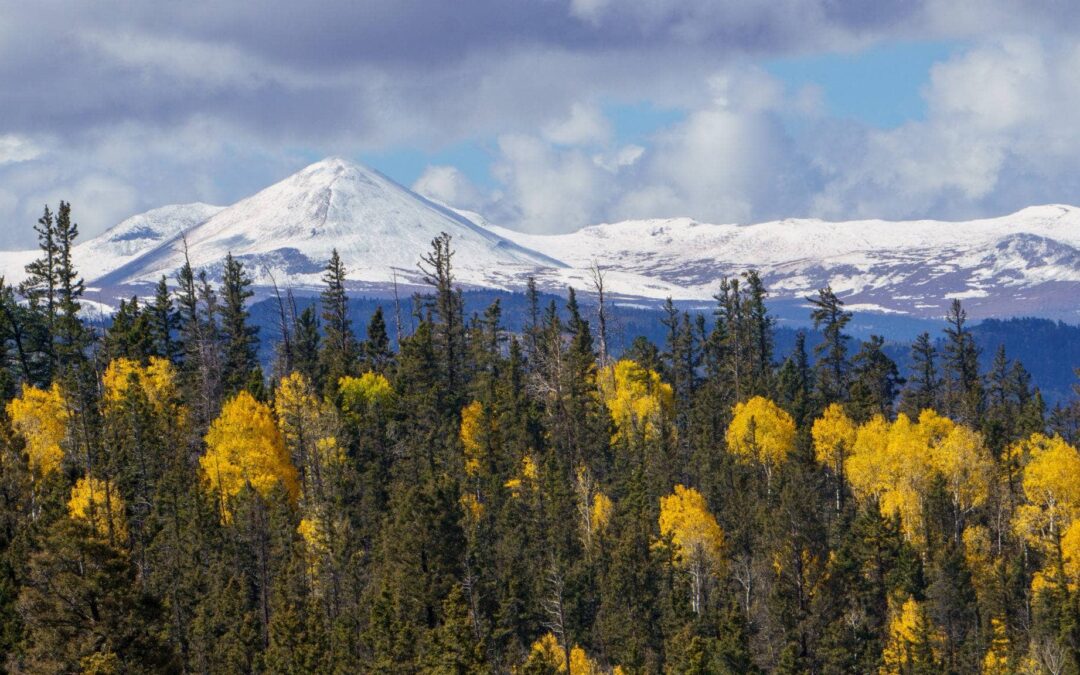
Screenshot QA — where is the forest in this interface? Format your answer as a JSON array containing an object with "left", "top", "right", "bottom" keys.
[{"left": 1, "top": 202, "right": 1080, "bottom": 674}]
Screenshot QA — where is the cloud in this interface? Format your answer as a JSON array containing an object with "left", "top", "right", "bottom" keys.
[
  {"left": 412, "top": 165, "right": 486, "bottom": 211},
  {"left": 543, "top": 103, "right": 612, "bottom": 146},
  {"left": 3, "top": 3, "right": 1080, "bottom": 245},
  {"left": 459, "top": 37, "right": 1080, "bottom": 232},
  {"left": 0, "top": 135, "right": 43, "bottom": 165}
]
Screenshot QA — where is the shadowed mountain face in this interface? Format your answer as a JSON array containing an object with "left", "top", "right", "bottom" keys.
[{"left": 4, "top": 157, "right": 1080, "bottom": 322}]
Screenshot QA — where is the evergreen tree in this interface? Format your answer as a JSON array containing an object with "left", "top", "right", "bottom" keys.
[
  {"left": 52, "top": 201, "right": 87, "bottom": 367},
  {"left": 292, "top": 304, "right": 321, "bottom": 386},
  {"left": 364, "top": 306, "right": 393, "bottom": 372},
  {"left": 19, "top": 206, "right": 58, "bottom": 382},
  {"left": 149, "top": 276, "right": 179, "bottom": 362},
  {"left": 319, "top": 249, "right": 358, "bottom": 394},
  {"left": 849, "top": 335, "right": 903, "bottom": 421},
  {"left": 219, "top": 253, "right": 259, "bottom": 397},
  {"left": 942, "top": 300, "right": 983, "bottom": 425},
  {"left": 900, "top": 332, "right": 939, "bottom": 417},
  {"left": 808, "top": 286, "right": 852, "bottom": 406}
]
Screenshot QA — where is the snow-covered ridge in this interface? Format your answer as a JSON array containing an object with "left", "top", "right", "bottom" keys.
[{"left": 3, "top": 157, "right": 1080, "bottom": 321}]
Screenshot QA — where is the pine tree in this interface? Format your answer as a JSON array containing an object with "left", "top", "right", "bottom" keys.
[
  {"left": 19, "top": 205, "right": 58, "bottom": 382},
  {"left": 942, "top": 300, "right": 983, "bottom": 425},
  {"left": 292, "top": 304, "right": 321, "bottom": 387},
  {"left": 808, "top": 286, "right": 852, "bottom": 406},
  {"left": 419, "top": 233, "right": 466, "bottom": 398},
  {"left": 52, "top": 202, "right": 86, "bottom": 367},
  {"left": 219, "top": 253, "right": 259, "bottom": 397},
  {"left": 364, "top": 306, "right": 393, "bottom": 372},
  {"left": 149, "top": 276, "right": 179, "bottom": 362},
  {"left": 900, "top": 332, "right": 939, "bottom": 417},
  {"left": 849, "top": 335, "right": 903, "bottom": 421},
  {"left": 319, "top": 249, "right": 358, "bottom": 395}
]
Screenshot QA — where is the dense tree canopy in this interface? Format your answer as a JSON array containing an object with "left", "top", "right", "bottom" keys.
[{"left": 0, "top": 204, "right": 1078, "bottom": 672}]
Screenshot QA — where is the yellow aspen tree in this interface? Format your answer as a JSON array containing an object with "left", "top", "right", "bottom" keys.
[
  {"left": 338, "top": 372, "right": 394, "bottom": 413},
  {"left": 982, "top": 617, "right": 1012, "bottom": 674},
  {"left": 68, "top": 476, "right": 127, "bottom": 545},
  {"left": 201, "top": 391, "right": 300, "bottom": 520},
  {"left": 275, "top": 372, "right": 338, "bottom": 504},
  {"left": 847, "top": 414, "right": 935, "bottom": 544},
  {"left": 880, "top": 595, "right": 940, "bottom": 674},
  {"left": 811, "top": 403, "right": 857, "bottom": 511},
  {"left": 930, "top": 424, "right": 993, "bottom": 539},
  {"left": 658, "top": 485, "right": 725, "bottom": 614},
  {"left": 523, "top": 633, "right": 604, "bottom": 674},
  {"left": 726, "top": 396, "right": 796, "bottom": 486},
  {"left": 505, "top": 454, "right": 539, "bottom": 497},
  {"left": 597, "top": 359, "right": 673, "bottom": 443},
  {"left": 7, "top": 383, "right": 68, "bottom": 477},
  {"left": 574, "top": 465, "right": 613, "bottom": 551},
  {"left": 102, "top": 356, "right": 182, "bottom": 414},
  {"left": 1013, "top": 434, "right": 1080, "bottom": 592},
  {"left": 459, "top": 400, "right": 486, "bottom": 478}
]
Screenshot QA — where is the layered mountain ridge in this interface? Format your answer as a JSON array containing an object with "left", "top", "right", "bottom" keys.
[{"left": 3, "top": 157, "right": 1079, "bottom": 321}]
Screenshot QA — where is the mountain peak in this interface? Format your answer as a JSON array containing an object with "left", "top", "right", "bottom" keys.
[{"left": 86, "top": 154, "right": 561, "bottom": 289}]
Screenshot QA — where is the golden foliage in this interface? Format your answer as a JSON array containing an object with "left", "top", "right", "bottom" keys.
[
  {"left": 726, "top": 396, "right": 796, "bottom": 469},
  {"left": 338, "top": 372, "right": 394, "bottom": 413},
  {"left": 597, "top": 359, "right": 673, "bottom": 442},
  {"left": 846, "top": 411, "right": 992, "bottom": 543},
  {"left": 460, "top": 401, "right": 486, "bottom": 477},
  {"left": 7, "top": 383, "right": 68, "bottom": 477},
  {"left": 201, "top": 391, "right": 300, "bottom": 516},
  {"left": 591, "top": 492, "right": 613, "bottom": 534},
  {"left": 275, "top": 372, "right": 340, "bottom": 503},
  {"left": 811, "top": 403, "right": 857, "bottom": 471},
  {"left": 1013, "top": 434, "right": 1080, "bottom": 585},
  {"left": 983, "top": 617, "right": 1012, "bottom": 675},
  {"left": 505, "top": 455, "right": 539, "bottom": 497},
  {"left": 522, "top": 633, "right": 603, "bottom": 674},
  {"left": 102, "top": 356, "right": 180, "bottom": 413},
  {"left": 880, "top": 595, "right": 940, "bottom": 674},
  {"left": 460, "top": 492, "right": 484, "bottom": 524},
  {"left": 658, "top": 485, "right": 725, "bottom": 572},
  {"left": 68, "top": 476, "right": 127, "bottom": 542}
]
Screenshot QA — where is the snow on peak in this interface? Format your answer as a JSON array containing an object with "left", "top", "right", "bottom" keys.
[{"left": 92, "top": 156, "right": 563, "bottom": 289}]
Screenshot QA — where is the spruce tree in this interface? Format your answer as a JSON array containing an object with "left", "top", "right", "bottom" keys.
[
  {"left": 292, "top": 304, "right": 321, "bottom": 386},
  {"left": 899, "top": 332, "right": 939, "bottom": 417},
  {"left": 219, "top": 253, "right": 259, "bottom": 397},
  {"left": 848, "top": 335, "right": 903, "bottom": 421},
  {"left": 364, "top": 306, "right": 393, "bottom": 372},
  {"left": 320, "top": 249, "right": 358, "bottom": 394},
  {"left": 149, "top": 276, "right": 179, "bottom": 362},
  {"left": 942, "top": 300, "right": 983, "bottom": 425},
  {"left": 52, "top": 201, "right": 86, "bottom": 367},
  {"left": 808, "top": 286, "right": 852, "bottom": 406}
]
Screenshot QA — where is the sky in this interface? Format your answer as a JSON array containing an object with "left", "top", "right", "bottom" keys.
[{"left": 2, "top": 1, "right": 1080, "bottom": 248}]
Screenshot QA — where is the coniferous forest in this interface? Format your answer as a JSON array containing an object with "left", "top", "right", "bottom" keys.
[{"left": 5, "top": 203, "right": 1080, "bottom": 674}]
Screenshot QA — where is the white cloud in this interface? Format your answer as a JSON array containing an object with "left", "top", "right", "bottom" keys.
[
  {"left": 542, "top": 103, "right": 612, "bottom": 146},
  {"left": 0, "top": 135, "right": 42, "bottom": 165},
  {"left": 412, "top": 165, "right": 486, "bottom": 211}
]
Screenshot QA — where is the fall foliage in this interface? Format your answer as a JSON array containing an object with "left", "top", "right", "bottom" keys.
[
  {"left": 7, "top": 383, "right": 68, "bottom": 476},
  {"left": 201, "top": 390, "right": 300, "bottom": 516},
  {"left": 1, "top": 216, "right": 1079, "bottom": 672}
]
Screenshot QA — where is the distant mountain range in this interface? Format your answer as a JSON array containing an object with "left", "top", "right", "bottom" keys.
[{"left": 3, "top": 156, "right": 1080, "bottom": 322}]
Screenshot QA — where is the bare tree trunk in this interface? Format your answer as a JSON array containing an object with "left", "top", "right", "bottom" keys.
[{"left": 589, "top": 261, "right": 609, "bottom": 367}]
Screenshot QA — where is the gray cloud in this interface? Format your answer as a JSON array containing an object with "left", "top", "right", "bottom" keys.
[{"left": 1, "top": 1, "right": 1080, "bottom": 245}]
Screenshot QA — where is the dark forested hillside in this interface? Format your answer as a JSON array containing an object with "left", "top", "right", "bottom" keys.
[{"left": 3, "top": 204, "right": 1080, "bottom": 672}]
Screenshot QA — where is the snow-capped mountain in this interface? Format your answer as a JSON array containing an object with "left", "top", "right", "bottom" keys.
[
  {"left": 93, "top": 157, "right": 563, "bottom": 292},
  {"left": 489, "top": 205, "right": 1080, "bottom": 320},
  {"left": 76, "top": 203, "right": 225, "bottom": 283},
  {"left": 3, "top": 156, "right": 1080, "bottom": 321}
]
